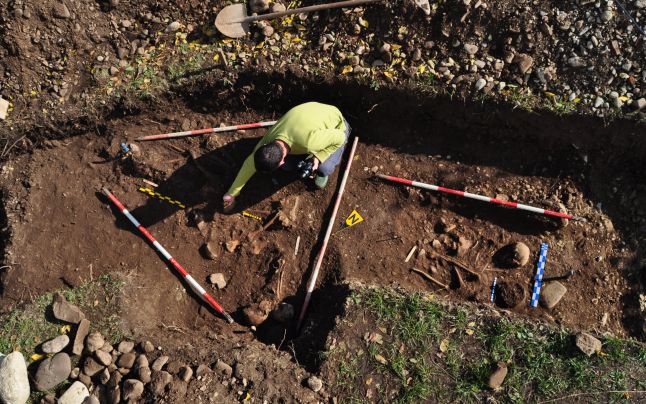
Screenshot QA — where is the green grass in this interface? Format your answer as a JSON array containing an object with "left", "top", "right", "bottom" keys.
[
  {"left": 329, "top": 288, "right": 646, "bottom": 403},
  {"left": 0, "top": 274, "right": 125, "bottom": 356}
]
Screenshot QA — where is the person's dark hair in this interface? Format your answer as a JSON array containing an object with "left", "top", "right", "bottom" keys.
[{"left": 254, "top": 141, "right": 284, "bottom": 172}]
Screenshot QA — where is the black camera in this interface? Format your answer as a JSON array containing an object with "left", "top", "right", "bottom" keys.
[{"left": 297, "top": 159, "right": 314, "bottom": 178}]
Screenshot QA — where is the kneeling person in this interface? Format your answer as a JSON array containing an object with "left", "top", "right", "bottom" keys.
[{"left": 223, "top": 102, "right": 351, "bottom": 211}]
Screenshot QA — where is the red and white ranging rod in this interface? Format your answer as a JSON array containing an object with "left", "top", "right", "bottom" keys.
[
  {"left": 101, "top": 188, "right": 234, "bottom": 323},
  {"left": 376, "top": 174, "right": 585, "bottom": 221},
  {"left": 136, "top": 120, "right": 277, "bottom": 141},
  {"left": 297, "top": 136, "right": 359, "bottom": 331}
]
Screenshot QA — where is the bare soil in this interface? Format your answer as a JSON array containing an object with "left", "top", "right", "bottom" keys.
[{"left": 0, "top": 73, "right": 645, "bottom": 401}]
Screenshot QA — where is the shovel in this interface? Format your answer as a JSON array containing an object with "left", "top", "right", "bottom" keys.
[{"left": 215, "top": 0, "right": 381, "bottom": 38}]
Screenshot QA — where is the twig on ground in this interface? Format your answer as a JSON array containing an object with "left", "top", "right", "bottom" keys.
[
  {"left": 430, "top": 251, "right": 481, "bottom": 279},
  {"left": 160, "top": 323, "right": 188, "bottom": 334},
  {"left": 411, "top": 268, "right": 449, "bottom": 289}
]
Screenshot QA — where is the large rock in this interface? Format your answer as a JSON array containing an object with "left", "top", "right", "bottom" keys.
[
  {"left": 214, "top": 360, "right": 232, "bottom": 377},
  {"left": 575, "top": 332, "right": 602, "bottom": 356},
  {"left": 539, "top": 281, "right": 567, "bottom": 309},
  {"left": 84, "top": 332, "right": 104, "bottom": 353},
  {"left": 150, "top": 371, "right": 172, "bottom": 395},
  {"left": 496, "top": 242, "right": 530, "bottom": 268},
  {"left": 0, "top": 352, "right": 30, "bottom": 404},
  {"left": 151, "top": 355, "right": 169, "bottom": 371},
  {"left": 208, "top": 273, "right": 227, "bottom": 290},
  {"left": 42, "top": 335, "right": 70, "bottom": 354},
  {"left": 117, "top": 341, "right": 134, "bottom": 354},
  {"left": 52, "top": 293, "right": 85, "bottom": 324},
  {"left": 72, "top": 319, "right": 90, "bottom": 355},
  {"left": 34, "top": 353, "right": 72, "bottom": 391},
  {"left": 58, "top": 381, "right": 89, "bottom": 404},
  {"left": 94, "top": 350, "right": 112, "bottom": 366},
  {"left": 82, "top": 357, "right": 104, "bottom": 377},
  {"left": 117, "top": 352, "right": 136, "bottom": 369},
  {"left": 122, "top": 379, "right": 144, "bottom": 401},
  {"left": 307, "top": 376, "right": 323, "bottom": 392}
]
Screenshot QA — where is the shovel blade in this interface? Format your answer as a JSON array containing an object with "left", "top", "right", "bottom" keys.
[{"left": 215, "top": 3, "right": 250, "bottom": 38}]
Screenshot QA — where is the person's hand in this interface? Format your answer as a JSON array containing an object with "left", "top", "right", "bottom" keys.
[
  {"left": 310, "top": 157, "right": 320, "bottom": 177},
  {"left": 223, "top": 194, "right": 236, "bottom": 213}
]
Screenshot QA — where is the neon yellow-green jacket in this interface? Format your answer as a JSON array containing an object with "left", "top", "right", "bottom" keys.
[{"left": 226, "top": 102, "right": 346, "bottom": 196}]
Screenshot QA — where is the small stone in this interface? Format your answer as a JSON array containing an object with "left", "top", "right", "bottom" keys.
[
  {"left": 52, "top": 293, "right": 86, "bottom": 324},
  {"left": 242, "top": 301, "right": 272, "bottom": 326},
  {"left": 225, "top": 239, "right": 239, "bottom": 253},
  {"left": 475, "top": 78, "right": 487, "bottom": 91},
  {"left": 539, "top": 281, "right": 567, "bottom": 308},
  {"left": 262, "top": 25, "right": 274, "bottom": 37},
  {"left": 122, "top": 379, "right": 144, "bottom": 401},
  {"left": 99, "top": 342, "right": 113, "bottom": 353},
  {"left": 633, "top": 98, "right": 646, "bottom": 110},
  {"left": 0, "top": 98, "right": 9, "bottom": 120},
  {"left": 53, "top": 3, "right": 71, "bottom": 19},
  {"left": 34, "top": 353, "right": 72, "bottom": 391},
  {"left": 0, "top": 352, "right": 30, "bottom": 404},
  {"left": 70, "top": 367, "right": 80, "bottom": 379},
  {"left": 250, "top": 0, "right": 270, "bottom": 13},
  {"left": 513, "top": 53, "right": 534, "bottom": 74},
  {"left": 271, "top": 302, "right": 295, "bottom": 323},
  {"left": 307, "top": 376, "right": 323, "bottom": 392},
  {"left": 117, "top": 352, "right": 136, "bottom": 369},
  {"left": 165, "top": 21, "right": 181, "bottom": 33},
  {"left": 201, "top": 242, "right": 218, "bottom": 260},
  {"left": 208, "top": 273, "right": 227, "bottom": 289},
  {"left": 82, "top": 357, "right": 104, "bottom": 377},
  {"left": 214, "top": 360, "right": 233, "bottom": 377},
  {"left": 178, "top": 366, "right": 193, "bottom": 382},
  {"left": 456, "top": 237, "right": 472, "bottom": 257},
  {"left": 568, "top": 56, "right": 586, "bottom": 68},
  {"left": 139, "top": 341, "right": 155, "bottom": 353},
  {"left": 600, "top": 10, "right": 613, "bottom": 22},
  {"left": 107, "top": 371, "right": 122, "bottom": 389},
  {"left": 95, "top": 350, "right": 112, "bottom": 366},
  {"left": 58, "top": 381, "right": 89, "bottom": 404},
  {"left": 575, "top": 332, "right": 602, "bottom": 356},
  {"left": 72, "top": 319, "right": 90, "bottom": 355},
  {"left": 195, "top": 364, "right": 211, "bottom": 377},
  {"left": 42, "top": 335, "right": 70, "bottom": 354},
  {"left": 85, "top": 332, "right": 104, "bottom": 353},
  {"left": 270, "top": 2, "right": 286, "bottom": 12},
  {"left": 636, "top": 0, "right": 646, "bottom": 8},
  {"left": 150, "top": 371, "right": 173, "bottom": 395},
  {"left": 488, "top": 362, "right": 508, "bottom": 389},
  {"left": 117, "top": 340, "right": 134, "bottom": 354},
  {"left": 463, "top": 43, "right": 478, "bottom": 55},
  {"left": 594, "top": 96, "right": 604, "bottom": 108},
  {"left": 151, "top": 356, "right": 169, "bottom": 372},
  {"left": 121, "top": 19, "right": 132, "bottom": 28}
]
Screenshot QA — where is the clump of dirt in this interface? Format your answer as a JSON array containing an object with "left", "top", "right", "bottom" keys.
[{"left": 496, "top": 281, "right": 527, "bottom": 308}]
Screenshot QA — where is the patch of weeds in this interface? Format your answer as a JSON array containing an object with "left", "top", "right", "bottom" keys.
[
  {"left": 327, "top": 288, "right": 646, "bottom": 403},
  {"left": 0, "top": 274, "right": 125, "bottom": 356},
  {"left": 505, "top": 85, "right": 537, "bottom": 111}
]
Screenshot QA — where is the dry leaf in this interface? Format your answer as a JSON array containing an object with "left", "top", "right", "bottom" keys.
[
  {"left": 439, "top": 338, "right": 449, "bottom": 352},
  {"left": 359, "top": 17, "right": 369, "bottom": 28},
  {"left": 374, "top": 354, "right": 387, "bottom": 365},
  {"left": 341, "top": 66, "right": 353, "bottom": 74}
]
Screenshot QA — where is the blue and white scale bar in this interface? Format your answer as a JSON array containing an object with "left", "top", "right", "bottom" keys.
[{"left": 530, "top": 243, "right": 549, "bottom": 308}]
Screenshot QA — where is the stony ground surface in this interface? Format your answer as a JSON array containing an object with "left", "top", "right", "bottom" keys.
[{"left": 0, "top": 0, "right": 645, "bottom": 133}]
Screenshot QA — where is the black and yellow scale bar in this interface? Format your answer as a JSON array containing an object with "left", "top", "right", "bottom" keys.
[
  {"left": 138, "top": 187, "right": 186, "bottom": 209},
  {"left": 242, "top": 211, "right": 263, "bottom": 222}
]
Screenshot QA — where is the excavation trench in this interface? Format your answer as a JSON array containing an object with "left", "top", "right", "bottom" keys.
[{"left": 0, "top": 72, "right": 644, "bottom": 367}]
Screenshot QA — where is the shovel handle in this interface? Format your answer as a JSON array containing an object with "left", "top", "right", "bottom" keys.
[{"left": 238, "top": 0, "right": 381, "bottom": 23}]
